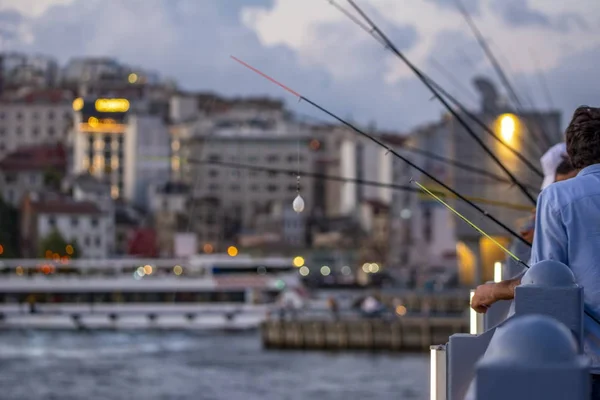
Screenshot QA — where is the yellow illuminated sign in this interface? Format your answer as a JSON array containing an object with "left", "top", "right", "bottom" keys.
[{"left": 95, "top": 98, "right": 130, "bottom": 113}]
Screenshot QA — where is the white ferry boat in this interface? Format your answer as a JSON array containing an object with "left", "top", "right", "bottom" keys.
[{"left": 0, "top": 254, "right": 304, "bottom": 330}]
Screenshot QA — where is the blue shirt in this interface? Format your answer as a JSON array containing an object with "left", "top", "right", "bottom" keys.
[{"left": 531, "top": 163, "right": 600, "bottom": 370}]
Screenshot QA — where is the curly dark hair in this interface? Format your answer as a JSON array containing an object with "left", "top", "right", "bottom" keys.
[{"left": 565, "top": 106, "right": 600, "bottom": 169}]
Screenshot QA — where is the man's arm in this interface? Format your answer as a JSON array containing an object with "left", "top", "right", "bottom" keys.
[{"left": 472, "top": 191, "right": 567, "bottom": 313}]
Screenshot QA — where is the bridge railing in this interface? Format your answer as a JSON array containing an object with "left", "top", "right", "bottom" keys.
[{"left": 431, "top": 260, "right": 589, "bottom": 400}]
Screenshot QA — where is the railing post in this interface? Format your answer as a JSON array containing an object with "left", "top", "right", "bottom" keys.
[
  {"left": 468, "top": 315, "right": 590, "bottom": 400},
  {"left": 430, "top": 344, "right": 446, "bottom": 400},
  {"left": 444, "top": 260, "right": 584, "bottom": 400},
  {"left": 469, "top": 290, "right": 483, "bottom": 335}
]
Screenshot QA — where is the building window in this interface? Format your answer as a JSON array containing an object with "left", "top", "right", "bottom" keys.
[
  {"left": 250, "top": 184, "right": 259, "bottom": 192},
  {"left": 208, "top": 184, "right": 219, "bottom": 191},
  {"left": 91, "top": 218, "right": 99, "bottom": 227},
  {"left": 16, "top": 126, "right": 22, "bottom": 135},
  {"left": 208, "top": 154, "right": 220, "bottom": 162},
  {"left": 230, "top": 185, "right": 241, "bottom": 192},
  {"left": 33, "top": 112, "right": 40, "bottom": 120},
  {"left": 48, "top": 127, "right": 55, "bottom": 136},
  {"left": 95, "top": 237, "right": 101, "bottom": 247},
  {"left": 71, "top": 217, "right": 79, "bottom": 227},
  {"left": 288, "top": 184, "right": 296, "bottom": 192},
  {"left": 48, "top": 216, "right": 56, "bottom": 227},
  {"left": 84, "top": 236, "right": 90, "bottom": 246},
  {"left": 267, "top": 184, "right": 278, "bottom": 193},
  {"left": 268, "top": 171, "right": 277, "bottom": 177},
  {"left": 32, "top": 127, "right": 40, "bottom": 136},
  {"left": 0, "top": 112, "right": 4, "bottom": 120},
  {"left": 0, "top": 128, "right": 5, "bottom": 136},
  {"left": 16, "top": 112, "right": 23, "bottom": 120},
  {"left": 209, "top": 170, "right": 219, "bottom": 178},
  {"left": 266, "top": 155, "right": 279, "bottom": 163},
  {"left": 48, "top": 111, "right": 55, "bottom": 120}
]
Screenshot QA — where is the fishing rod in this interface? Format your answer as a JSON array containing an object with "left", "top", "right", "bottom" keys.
[
  {"left": 327, "top": 0, "right": 543, "bottom": 177},
  {"left": 328, "top": 0, "right": 544, "bottom": 178},
  {"left": 412, "top": 177, "right": 600, "bottom": 325},
  {"left": 452, "top": 0, "right": 553, "bottom": 150},
  {"left": 530, "top": 48, "right": 556, "bottom": 110},
  {"left": 294, "top": 111, "right": 540, "bottom": 190},
  {"left": 341, "top": 0, "right": 539, "bottom": 205},
  {"left": 230, "top": 55, "right": 531, "bottom": 247},
  {"left": 182, "top": 157, "right": 534, "bottom": 212}
]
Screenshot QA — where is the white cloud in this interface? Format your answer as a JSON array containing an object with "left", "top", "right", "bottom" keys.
[
  {"left": 0, "top": 0, "right": 598, "bottom": 132},
  {"left": 0, "top": 0, "right": 74, "bottom": 17}
]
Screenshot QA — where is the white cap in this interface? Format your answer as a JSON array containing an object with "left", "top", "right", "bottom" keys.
[{"left": 540, "top": 143, "right": 567, "bottom": 190}]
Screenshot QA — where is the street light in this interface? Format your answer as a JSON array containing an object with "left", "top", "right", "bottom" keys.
[{"left": 498, "top": 113, "right": 517, "bottom": 142}]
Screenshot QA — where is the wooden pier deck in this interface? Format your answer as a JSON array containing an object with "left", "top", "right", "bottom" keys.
[{"left": 261, "top": 316, "right": 468, "bottom": 351}]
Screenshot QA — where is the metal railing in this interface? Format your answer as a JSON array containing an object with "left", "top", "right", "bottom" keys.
[{"left": 431, "top": 260, "right": 590, "bottom": 400}]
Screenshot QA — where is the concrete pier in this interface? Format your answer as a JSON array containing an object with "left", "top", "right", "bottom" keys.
[{"left": 261, "top": 316, "right": 468, "bottom": 351}]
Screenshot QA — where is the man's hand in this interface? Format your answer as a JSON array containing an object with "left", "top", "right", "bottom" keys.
[
  {"left": 471, "top": 283, "right": 496, "bottom": 313},
  {"left": 471, "top": 278, "right": 520, "bottom": 314}
]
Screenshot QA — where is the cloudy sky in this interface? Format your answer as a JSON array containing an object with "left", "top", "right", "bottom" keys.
[{"left": 0, "top": 0, "right": 598, "bottom": 131}]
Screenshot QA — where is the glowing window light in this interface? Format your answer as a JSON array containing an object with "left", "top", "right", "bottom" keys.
[
  {"left": 66, "top": 245, "right": 74, "bottom": 255},
  {"left": 293, "top": 256, "right": 305, "bottom": 267},
  {"left": 111, "top": 185, "right": 119, "bottom": 199},
  {"left": 395, "top": 305, "right": 407, "bottom": 316},
  {"left": 16, "top": 266, "right": 24, "bottom": 276},
  {"left": 171, "top": 140, "right": 180, "bottom": 152},
  {"left": 128, "top": 73, "right": 138, "bottom": 84},
  {"left": 320, "top": 266, "right": 331, "bottom": 276},
  {"left": 173, "top": 265, "right": 183, "bottom": 276},
  {"left": 143, "top": 265, "right": 153, "bottom": 275},
  {"left": 72, "top": 98, "right": 84, "bottom": 111},
  {"left": 171, "top": 157, "right": 181, "bottom": 171},
  {"left": 203, "top": 243, "right": 214, "bottom": 254},
  {"left": 299, "top": 266, "right": 310, "bottom": 276},
  {"left": 227, "top": 246, "right": 238, "bottom": 257},
  {"left": 111, "top": 157, "right": 119, "bottom": 169}
]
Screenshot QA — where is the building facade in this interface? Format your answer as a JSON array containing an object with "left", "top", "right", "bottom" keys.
[
  {"left": 20, "top": 192, "right": 112, "bottom": 259},
  {"left": 72, "top": 96, "right": 170, "bottom": 209},
  {"left": 0, "top": 89, "right": 73, "bottom": 160}
]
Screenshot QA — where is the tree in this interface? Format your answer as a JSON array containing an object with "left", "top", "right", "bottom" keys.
[
  {"left": 0, "top": 195, "right": 20, "bottom": 258},
  {"left": 38, "top": 229, "right": 81, "bottom": 259}
]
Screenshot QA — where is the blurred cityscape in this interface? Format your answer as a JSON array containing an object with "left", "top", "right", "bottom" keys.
[{"left": 0, "top": 52, "right": 558, "bottom": 289}]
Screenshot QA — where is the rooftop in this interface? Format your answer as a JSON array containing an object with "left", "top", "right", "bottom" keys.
[
  {"left": 0, "top": 88, "right": 73, "bottom": 104},
  {"left": 28, "top": 193, "right": 101, "bottom": 215},
  {"left": 0, "top": 144, "right": 67, "bottom": 173}
]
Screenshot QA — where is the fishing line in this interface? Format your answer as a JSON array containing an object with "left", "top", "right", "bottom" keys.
[
  {"left": 412, "top": 178, "right": 600, "bottom": 325},
  {"left": 328, "top": 0, "right": 544, "bottom": 178},
  {"left": 179, "top": 157, "right": 534, "bottom": 212},
  {"left": 294, "top": 110, "right": 541, "bottom": 189},
  {"left": 452, "top": 0, "right": 553, "bottom": 150},
  {"left": 341, "top": 0, "right": 539, "bottom": 204},
  {"left": 328, "top": 0, "right": 543, "bottom": 178},
  {"left": 230, "top": 55, "right": 531, "bottom": 246},
  {"left": 411, "top": 179, "right": 525, "bottom": 266}
]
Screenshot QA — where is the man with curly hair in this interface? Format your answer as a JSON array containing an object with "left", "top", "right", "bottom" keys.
[{"left": 471, "top": 106, "right": 600, "bottom": 395}]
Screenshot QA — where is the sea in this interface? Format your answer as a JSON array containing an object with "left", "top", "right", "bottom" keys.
[{"left": 0, "top": 330, "right": 429, "bottom": 400}]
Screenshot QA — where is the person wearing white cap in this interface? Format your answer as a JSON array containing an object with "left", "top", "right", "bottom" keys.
[
  {"left": 500, "top": 144, "right": 578, "bottom": 280},
  {"left": 540, "top": 142, "right": 568, "bottom": 190}
]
